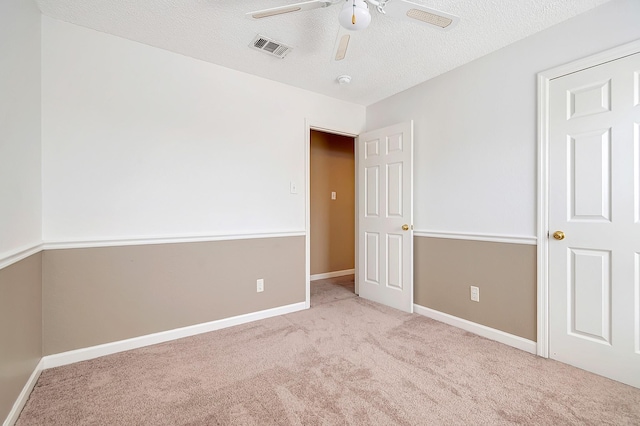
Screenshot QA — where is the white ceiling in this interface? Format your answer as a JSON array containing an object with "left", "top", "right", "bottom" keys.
[{"left": 35, "top": 0, "right": 613, "bottom": 106}]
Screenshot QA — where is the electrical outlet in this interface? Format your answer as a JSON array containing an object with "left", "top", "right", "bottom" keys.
[
  {"left": 470, "top": 286, "right": 479, "bottom": 302},
  {"left": 257, "top": 278, "right": 264, "bottom": 293},
  {"left": 331, "top": 191, "right": 336, "bottom": 200}
]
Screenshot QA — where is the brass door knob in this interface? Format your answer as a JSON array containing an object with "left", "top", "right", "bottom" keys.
[
  {"left": 402, "top": 224, "right": 410, "bottom": 231},
  {"left": 553, "top": 231, "right": 565, "bottom": 240}
]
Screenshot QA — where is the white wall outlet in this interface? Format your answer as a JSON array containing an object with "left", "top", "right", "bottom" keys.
[
  {"left": 290, "top": 181, "right": 298, "bottom": 194},
  {"left": 257, "top": 278, "right": 264, "bottom": 293},
  {"left": 331, "top": 191, "right": 336, "bottom": 200},
  {"left": 470, "top": 286, "right": 480, "bottom": 302}
]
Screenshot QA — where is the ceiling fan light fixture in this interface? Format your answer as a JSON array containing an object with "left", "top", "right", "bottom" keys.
[{"left": 338, "top": 0, "right": 371, "bottom": 31}]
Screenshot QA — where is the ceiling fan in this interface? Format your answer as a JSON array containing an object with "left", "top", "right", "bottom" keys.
[{"left": 247, "top": 0, "right": 459, "bottom": 61}]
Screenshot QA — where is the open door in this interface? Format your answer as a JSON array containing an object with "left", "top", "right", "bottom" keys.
[{"left": 357, "top": 121, "right": 413, "bottom": 312}]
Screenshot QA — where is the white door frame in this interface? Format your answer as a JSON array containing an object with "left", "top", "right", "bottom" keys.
[
  {"left": 305, "top": 119, "right": 359, "bottom": 309},
  {"left": 536, "top": 39, "right": 640, "bottom": 358}
]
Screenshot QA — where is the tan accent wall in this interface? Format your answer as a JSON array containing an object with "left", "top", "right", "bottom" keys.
[
  {"left": 42, "top": 237, "right": 305, "bottom": 355},
  {"left": 0, "top": 253, "right": 42, "bottom": 421},
  {"left": 414, "top": 237, "right": 537, "bottom": 341},
  {"left": 310, "top": 130, "right": 355, "bottom": 275}
]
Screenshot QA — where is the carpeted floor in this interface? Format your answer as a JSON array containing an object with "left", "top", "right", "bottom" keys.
[{"left": 17, "top": 275, "right": 640, "bottom": 425}]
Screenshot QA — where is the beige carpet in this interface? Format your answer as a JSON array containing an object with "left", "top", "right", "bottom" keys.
[{"left": 17, "top": 275, "right": 640, "bottom": 425}]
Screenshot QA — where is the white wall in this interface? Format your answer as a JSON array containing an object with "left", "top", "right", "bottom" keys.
[
  {"left": 41, "top": 16, "right": 365, "bottom": 242},
  {"left": 0, "top": 0, "right": 42, "bottom": 259},
  {"left": 366, "top": 0, "right": 640, "bottom": 238}
]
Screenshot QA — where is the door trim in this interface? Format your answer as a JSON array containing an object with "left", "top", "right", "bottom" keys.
[
  {"left": 536, "top": 38, "right": 640, "bottom": 358},
  {"left": 305, "top": 119, "right": 359, "bottom": 309}
]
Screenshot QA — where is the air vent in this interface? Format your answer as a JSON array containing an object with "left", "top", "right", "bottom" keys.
[{"left": 250, "top": 35, "right": 293, "bottom": 59}]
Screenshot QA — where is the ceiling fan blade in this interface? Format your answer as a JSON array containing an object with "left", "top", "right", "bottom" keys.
[
  {"left": 332, "top": 27, "right": 351, "bottom": 61},
  {"left": 247, "top": 1, "right": 333, "bottom": 20},
  {"left": 383, "top": 0, "right": 459, "bottom": 31}
]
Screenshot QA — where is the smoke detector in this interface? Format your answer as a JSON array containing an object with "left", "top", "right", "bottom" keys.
[{"left": 337, "top": 75, "right": 352, "bottom": 85}]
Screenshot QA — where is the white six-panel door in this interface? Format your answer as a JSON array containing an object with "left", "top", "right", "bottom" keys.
[
  {"left": 548, "top": 53, "right": 640, "bottom": 388},
  {"left": 357, "top": 121, "right": 413, "bottom": 313}
]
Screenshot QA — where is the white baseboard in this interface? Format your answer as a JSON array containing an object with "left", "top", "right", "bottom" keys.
[
  {"left": 310, "top": 269, "right": 355, "bottom": 280},
  {"left": 413, "top": 304, "right": 537, "bottom": 354},
  {"left": 3, "top": 358, "right": 44, "bottom": 426},
  {"left": 42, "top": 301, "right": 307, "bottom": 369}
]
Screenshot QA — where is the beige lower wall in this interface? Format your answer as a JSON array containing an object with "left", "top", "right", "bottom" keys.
[
  {"left": 42, "top": 236, "right": 305, "bottom": 355},
  {"left": 414, "top": 237, "right": 537, "bottom": 341},
  {"left": 0, "top": 253, "right": 42, "bottom": 422}
]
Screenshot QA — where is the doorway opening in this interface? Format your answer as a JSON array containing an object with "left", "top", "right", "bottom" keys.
[{"left": 309, "top": 129, "right": 356, "bottom": 306}]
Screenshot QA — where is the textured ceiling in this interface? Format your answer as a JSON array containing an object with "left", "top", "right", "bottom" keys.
[{"left": 35, "top": 0, "right": 613, "bottom": 106}]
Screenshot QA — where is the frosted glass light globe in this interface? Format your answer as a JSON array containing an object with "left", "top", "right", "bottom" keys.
[{"left": 338, "top": 0, "right": 371, "bottom": 31}]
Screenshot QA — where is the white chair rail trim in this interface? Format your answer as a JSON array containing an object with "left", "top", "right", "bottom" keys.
[{"left": 414, "top": 230, "right": 536, "bottom": 245}]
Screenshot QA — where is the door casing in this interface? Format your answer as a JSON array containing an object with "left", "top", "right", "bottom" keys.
[{"left": 536, "top": 38, "right": 640, "bottom": 358}]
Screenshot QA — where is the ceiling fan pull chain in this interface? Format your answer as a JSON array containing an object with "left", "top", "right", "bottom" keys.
[{"left": 352, "top": 0, "right": 357, "bottom": 24}]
